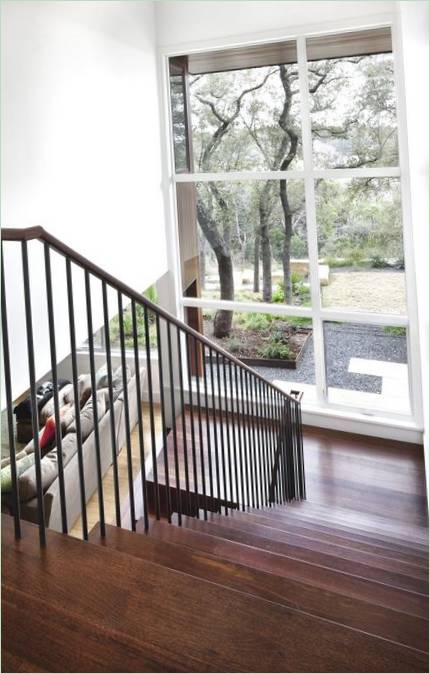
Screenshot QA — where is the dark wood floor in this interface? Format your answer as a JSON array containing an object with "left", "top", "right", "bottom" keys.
[
  {"left": 157, "top": 410, "right": 428, "bottom": 528},
  {"left": 3, "top": 414, "right": 428, "bottom": 672}
]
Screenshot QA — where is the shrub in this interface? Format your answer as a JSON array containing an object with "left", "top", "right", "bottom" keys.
[
  {"left": 244, "top": 313, "right": 272, "bottom": 331},
  {"left": 261, "top": 343, "right": 293, "bottom": 360},
  {"left": 383, "top": 326, "right": 406, "bottom": 337},
  {"left": 225, "top": 338, "right": 242, "bottom": 353}
]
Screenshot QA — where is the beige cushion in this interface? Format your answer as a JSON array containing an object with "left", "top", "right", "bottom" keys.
[
  {"left": 67, "top": 390, "right": 107, "bottom": 442},
  {"left": 18, "top": 433, "right": 78, "bottom": 502},
  {"left": 40, "top": 384, "right": 73, "bottom": 426}
]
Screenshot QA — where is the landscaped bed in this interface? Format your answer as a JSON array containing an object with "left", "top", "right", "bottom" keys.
[{"left": 204, "top": 314, "right": 312, "bottom": 369}]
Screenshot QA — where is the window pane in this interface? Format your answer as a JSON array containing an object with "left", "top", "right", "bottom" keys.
[
  {"left": 316, "top": 178, "right": 406, "bottom": 314},
  {"left": 190, "top": 180, "right": 310, "bottom": 306},
  {"left": 308, "top": 35, "right": 398, "bottom": 168},
  {"left": 202, "top": 309, "right": 315, "bottom": 397},
  {"left": 170, "top": 73, "right": 189, "bottom": 173},
  {"left": 324, "top": 322, "right": 410, "bottom": 414},
  {"left": 190, "top": 56, "right": 302, "bottom": 172}
]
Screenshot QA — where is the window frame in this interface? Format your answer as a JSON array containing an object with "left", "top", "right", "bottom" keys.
[{"left": 160, "top": 16, "right": 423, "bottom": 428}]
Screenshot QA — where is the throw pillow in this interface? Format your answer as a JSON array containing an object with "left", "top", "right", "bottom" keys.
[
  {"left": 1, "top": 453, "right": 35, "bottom": 493},
  {"left": 18, "top": 433, "right": 78, "bottom": 502}
]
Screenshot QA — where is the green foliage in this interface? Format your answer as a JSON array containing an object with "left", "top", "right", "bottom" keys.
[
  {"left": 383, "top": 326, "right": 406, "bottom": 337},
  {"left": 225, "top": 337, "right": 242, "bottom": 353},
  {"left": 242, "top": 312, "right": 272, "bottom": 331},
  {"left": 286, "top": 316, "right": 312, "bottom": 328},
  {"left": 261, "top": 342, "right": 293, "bottom": 360}
]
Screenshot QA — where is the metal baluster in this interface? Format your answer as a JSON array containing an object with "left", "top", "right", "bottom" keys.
[
  {"left": 266, "top": 386, "right": 277, "bottom": 506},
  {"left": 143, "top": 306, "right": 160, "bottom": 520},
  {"left": 1, "top": 249, "right": 21, "bottom": 539},
  {"left": 290, "top": 398, "right": 299, "bottom": 500},
  {"left": 193, "top": 337, "right": 207, "bottom": 519},
  {"left": 296, "top": 399, "right": 306, "bottom": 500},
  {"left": 249, "top": 374, "right": 262, "bottom": 508},
  {"left": 118, "top": 293, "right": 136, "bottom": 531},
  {"left": 177, "top": 327, "right": 191, "bottom": 514},
  {"left": 256, "top": 379, "right": 269, "bottom": 506},
  {"left": 244, "top": 370, "right": 257, "bottom": 509},
  {"left": 228, "top": 361, "right": 239, "bottom": 509},
  {"left": 215, "top": 352, "right": 228, "bottom": 515},
  {"left": 202, "top": 344, "right": 214, "bottom": 505},
  {"left": 222, "top": 356, "right": 233, "bottom": 511},
  {"left": 234, "top": 364, "right": 245, "bottom": 511},
  {"left": 156, "top": 314, "right": 171, "bottom": 522},
  {"left": 239, "top": 367, "right": 250, "bottom": 510},
  {"left": 265, "top": 385, "right": 276, "bottom": 507},
  {"left": 273, "top": 390, "right": 284, "bottom": 504},
  {"left": 209, "top": 348, "right": 221, "bottom": 506},
  {"left": 43, "top": 244, "right": 67, "bottom": 533},
  {"left": 254, "top": 376, "right": 265, "bottom": 508},
  {"left": 185, "top": 333, "right": 199, "bottom": 517},
  {"left": 167, "top": 322, "right": 182, "bottom": 524},
  {"left": 102, "top": 281, "right": 121, "bottom": 526},
  {"left": 85, "top": 271, "right": 105, "bottom": 536},
  {"left": 131, "top": 300, "right": 148, "bottom": 532},
  {"left": 66, "top": 258, "right": 88, "bottom": 540},
  {"left": 258, "top": 380, "right": 270, "bottom": 507}
]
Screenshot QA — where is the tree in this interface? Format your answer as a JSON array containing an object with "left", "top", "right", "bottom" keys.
[{"left": 193, "top": 70, "right": 274, "bottom": 335}]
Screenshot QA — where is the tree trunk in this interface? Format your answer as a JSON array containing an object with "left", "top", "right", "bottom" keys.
[
  {"left": 259, "top": 185, "right": 273, "bottom": 303},
  {"left": 280, "top": 178, "right": 293, "bottom": 304},
  {"left": 197, "top": 199, "right": 234, "bottom": 337},
  {"left": 214, "top": 253, "right": 234, "bottom": 336},
  {"left": 253, "top": 231, "right": 260, "bottom": 293}
]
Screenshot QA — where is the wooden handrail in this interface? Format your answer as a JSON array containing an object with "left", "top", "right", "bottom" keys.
[{"left": 1, "top": 226, "right": 298, "bottom": 403}]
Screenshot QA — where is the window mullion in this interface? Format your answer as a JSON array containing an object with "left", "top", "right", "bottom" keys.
[{"left": 297, "top": 36, "right": 327, "bottom": 403}]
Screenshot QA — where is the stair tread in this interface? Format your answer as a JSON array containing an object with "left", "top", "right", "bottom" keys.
[
  {"left": 224, "top": 508, "right": 429, "bottom": 565},
  {"left": 266, "top": 503, "right": 429, "bottom": 546},
  {"left": 3, "top": 516, "right": 427, "bottom": 673},
  {"left": 169, "top": 515, "right": 429, "bottom": 594},
  {"left": 256, "top": 507, "right": 429, "bottom": 552},
  {"left": 145, "top": 518, "right": 428, "bottom": 619},
  {"left": 90, "top": 522, "right": 428, "bottom": 653},
  {"left": 202, "top": 511, "right": 428, "bottom": 578}
]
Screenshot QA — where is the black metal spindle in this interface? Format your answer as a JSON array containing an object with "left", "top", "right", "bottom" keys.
[
  {"left": 273, "top": 390, "right": 284, "bottom": 504},
  {"left": 215, "top": 352, "right": 228, "bottom": 515},
  {"left": 1, "top": 249, "right": 21, "bottom": 539},
  {"left": 267, "top": 386, "right": 277, "bottom": 505},
  {"left": 143, "top": 305, "right": 160, "bottom": 520},
  {"left": 43, "top": 244, "right": 68, "bottom": 534},
  {"left": 238, "top": 367, "right": 250, "bottom": 509},
  {"left": 233, "top": 364, "right": 245, "bottom": 511},
  {"left": 167, "top": 322, "right": 182, "bottom": 524},
  {"left": 202, "top": 345, "right": 214, "bottom": 503},
  {"left": 22, "top": 242, "right": 46, "bottom": 543},
  {"left": 249, "top": 374, "right": 262, "bottom": 507},
  {"left": 258, "top": 380, "right": 270, "bottom": 506},
  {"left": 85, "top": 271, "right": 105, "bottom": 536},
  {"left": 227, "top": 361, "right": 239, "bottom": 509},
  {"left": 156, "top": 314, "right": 171, "bottom": 522},
  {"left": 102, "top": 281, "right": 121, "bottom": 527},
  {"left": 66, "top": 257, "right": 88, "bottom": 540},
  {"left": 254, "top": 376, "right": 265, "bottom": 507},
  {"left": 296, "top": 399, "right": 306, "bottom": 500},
  {"left": 209, "top": 348, "right": 221, "bottom": 506},
  {"left": 265, "top": 384, "right": 276, "bottom": 507},
  {"left": 185, "top": 333, "right": 199, "bottom": 517},
  {"left": 222, "top": 356, "right": 234, "bottom": 511},
  {"left": 118, "top": 293, "right": 136, "bottom": 531},
  {"left": 243, "top": 370, "right": 256, "bottom": 508},
  {"left": 193, "top": 337, "right": 207, "bottom": 519},
  {"left": 177, "top": 327, "right": 191, "bottom": 513},
  {"left": 131, "top": 300, "right": 149, "bottom": 532}
]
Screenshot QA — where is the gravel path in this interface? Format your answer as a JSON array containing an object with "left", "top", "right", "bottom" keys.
[{"left": 254, "top": 323, "right": 407, "bottom": 393}]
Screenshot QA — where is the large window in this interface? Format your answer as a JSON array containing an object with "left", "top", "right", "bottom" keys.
[{"left": 168, "top": 27, "right": 416, "bottom": 419}]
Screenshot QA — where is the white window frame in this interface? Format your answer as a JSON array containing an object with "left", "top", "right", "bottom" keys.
[{"left": 158, "top": 12, "right": 424, "bottom": 431}]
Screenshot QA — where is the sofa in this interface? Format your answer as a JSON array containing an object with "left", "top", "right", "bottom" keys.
[{"left": 2, "top": 364, "right": 146, "bottom": 533}]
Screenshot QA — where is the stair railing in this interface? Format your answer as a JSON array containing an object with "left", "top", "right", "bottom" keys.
[{"left": 1, "top": 227, "right": 305, "bottom": 545}]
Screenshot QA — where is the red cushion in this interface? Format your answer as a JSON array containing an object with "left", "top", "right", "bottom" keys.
[{"left": 39, "top": 416, "right": 56, "bottom": 450}]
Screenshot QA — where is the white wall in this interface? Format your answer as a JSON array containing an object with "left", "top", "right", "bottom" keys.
[
  {"left": 155, "top": 0, "right": 395, "bottom": 48},
  {"left": 397, "top": 1, "right": 429, "bottom": 478},
  {"left": 1, "top": 1, "right": 168, "bottom": 399}
]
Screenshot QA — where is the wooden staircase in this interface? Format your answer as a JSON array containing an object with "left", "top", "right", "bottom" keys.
[{"left": 3, "top": 495, "right": 428, "bottom": 673}]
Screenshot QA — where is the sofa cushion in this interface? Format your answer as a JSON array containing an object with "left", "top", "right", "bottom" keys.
[
  {"left": 67, "top": 390, "right": 107, "bottom": 442},
  {"left": 18, "top": 433, "right": 78, "bottom": 502},
  {"left": 1, "top": 453, "right": 35, "bottom": 493}
]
